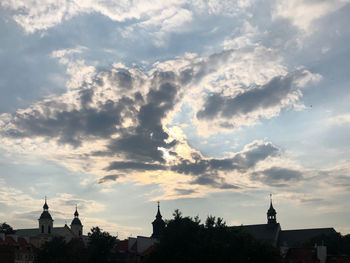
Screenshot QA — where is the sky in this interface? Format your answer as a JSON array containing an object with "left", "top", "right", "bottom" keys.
[{"left": 0, "top": 0, "right": 349, "bottom": 239}]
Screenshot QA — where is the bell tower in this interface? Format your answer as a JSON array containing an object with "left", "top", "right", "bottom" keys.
[
  {"left": 38, "top": 197, "right": 54, "bottom": 234},
  {"left": 71, "top": 205, "right": 83, "bottom": 237}
]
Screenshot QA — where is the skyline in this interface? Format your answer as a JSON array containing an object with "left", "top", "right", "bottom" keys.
[{"left": 0, "top": 0, "right": 349, "bottom": 239}]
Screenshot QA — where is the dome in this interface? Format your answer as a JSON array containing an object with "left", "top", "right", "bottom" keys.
[
  {"left": 39, "top": 210, "right": 53, "bottom": 220},
  {"left": 71, "top": 217, "right": 82, "bottom": 226}
]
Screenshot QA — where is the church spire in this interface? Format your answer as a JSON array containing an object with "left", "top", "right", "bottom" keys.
[
  {"left": 156, "top": 201, "right": 162, "bottom": 219},
  {"left": 267, "top": 194, "right": 277, "bottom": 225}
]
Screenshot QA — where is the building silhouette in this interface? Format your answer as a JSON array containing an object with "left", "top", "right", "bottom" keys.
[{"left": 235, "top": 196, "right": 336, "bottom": 249}]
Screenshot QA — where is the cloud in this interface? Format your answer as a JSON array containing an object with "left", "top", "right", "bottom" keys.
[
  {"left": 169, "top": 141, "right": 279, "bottom": 188},
  {"left": 328, "top": 113, "right": 350, "bottom": 126},
  {"left": 0, "top": 0, "right": 250, "bottom": 35},
  {"left": 252, "top": 167, "right": 303, "bottom": 187},
  {"left": 196, "top": 70, "right": 320, "bottom": 130},
  {"left": 273, "top": 0, "right": 350, "bottom": 32},
  {"left": 0, "top": 47, "right": 315, "bottom": 196},
  {"left": 4, "top": 97, "right": 130, "bottom": 147},
  {"left": 172, "top": 141, "right": 279, "bottom": 175},
  {"left": 106, "top": 162, "right": 166, "bottom": 171},
  {"left": 174, "top": 188, "right": 197, "bottom": 195},
  {"left": 98, "top": 174, "right": 123, "bottom": 184}
]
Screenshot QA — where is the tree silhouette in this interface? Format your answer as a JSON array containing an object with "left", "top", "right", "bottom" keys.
[
  {"left": 88, "top": 226, "right": 117, "bottom": 263},
  {"left": 0, "top": 222, "right": 15, "bottom": 234}
]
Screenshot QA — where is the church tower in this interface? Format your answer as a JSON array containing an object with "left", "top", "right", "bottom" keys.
[
  {"left": 71, "top": 205, "right": 83, "bottom": 237},
  {"left": 267, "top": 194, "right": 277, "bottom": 225},
  {"left": 151, "top": 201, "right": 165, "bottom": 239},
  {"left": 38, "top": 197, "right": 53, "bottom": 234}
]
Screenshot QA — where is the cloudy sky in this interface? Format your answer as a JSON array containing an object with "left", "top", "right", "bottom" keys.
[{"left": 0, "top": 0, "right": 349, "bottom": 238}]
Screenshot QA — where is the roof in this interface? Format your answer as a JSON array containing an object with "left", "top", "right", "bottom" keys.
[
  {"left": 278, "top": 228, "right": 336, "bottom": 247},
  {"left": 115, "top": 240, "right": 128, "bottom": 252},
  {"left": 39, "top": 210, "right": 53, "bottom": 220},
  {"left": 51, "top": 227, "right": 66, "bottom": 235},
  {"left": 71, "top": 217, "right": 82, "bottom": 226},
  {"left": 141, "top": 244, "right": 155, "bottom": 256},
  {"left": 16, "top": 227, "right": 67, "bottom": 237},
  {"left": 234, "top": 223, "right": 280, "bottom": 245},
  {"left": 284, "top": 247, "right": 319, "bottom": 263},
  {"left": 16, "top": 228, "right": 39, "bottom": 237}
]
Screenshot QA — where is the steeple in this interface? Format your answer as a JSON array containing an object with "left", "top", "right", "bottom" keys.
[
  {"left": 151, "top": 201, "right": 165, "bottom": 239},
  {"left": 71, "top": 205, "right": 83, "bottom": 237},
  {"left": 267, "top": 194, "right": 277, "bottom": 225}
]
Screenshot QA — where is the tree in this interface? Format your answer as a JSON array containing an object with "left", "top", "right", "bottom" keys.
[
  {"left": 35, "top": 236, "right": 69, "bottom": 263},
  {"left": 0, "top": 222, "right": 15, "bottom": 234},
  {"left": 147, "top": 211, "right": 282, "bottom": 263},
  {"left": 87, "top": 226, "right": 117, "bottom": 263}
]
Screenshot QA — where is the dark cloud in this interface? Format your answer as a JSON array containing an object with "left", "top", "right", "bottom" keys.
[
  {"left": 252, "top": 167, "right": 303, "bottom": 187},
  {"left": 101, "top": 79, "right": 180, "bottom": 163},
  {"left": 79, "top": 88, "right": 94, "bottom": 108},
  {"left": 107, "top": 70, "right": 133, "bottom": 90},
  {"left": 299, "top": 197, "right": 324, "bottom": 203},
  {"left": 191, "top": 174, "right": 239, "bottom": 189},
  {"left": 197, "top": 74, "right": 295, "bottom": 120},
  {"left": 171, "top": 141, "right": 279, "bottom": 176},
  {"left": 169, "top": 142, "right": 277, "bottom": 189},
  {"left": 174, "top": 188, "right": 197, "bottom": 195},
  {"left": 106, "top": 161, "right": 166, "bottom": 171},
  {"left": 5, "top": 95, "right": 137, "bottom": 147},
  {"left": 98, "top": 174, "right": 123, "bottom": 184}
]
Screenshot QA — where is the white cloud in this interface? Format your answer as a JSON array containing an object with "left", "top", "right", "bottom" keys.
[
  {"left": 273, "top": 0, "right": 350, "bottom": 32},
  {"left": 1, "top": 0, "right": 251, "bottom": 35},
  {"left": 328, "top": 113, "right": 350, "bottom": 126}
]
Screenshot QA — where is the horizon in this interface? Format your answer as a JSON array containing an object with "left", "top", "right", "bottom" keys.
[{"left": 0, "top": 0, "right": 349, "bottom": 239}]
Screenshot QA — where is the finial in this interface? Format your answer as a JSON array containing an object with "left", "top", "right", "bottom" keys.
[
  {"left": 45, "top": 196, "right": 47, "bottom": 203},
  {"left": 157, "top": 201, "right": 160, "bottom": 209}
]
